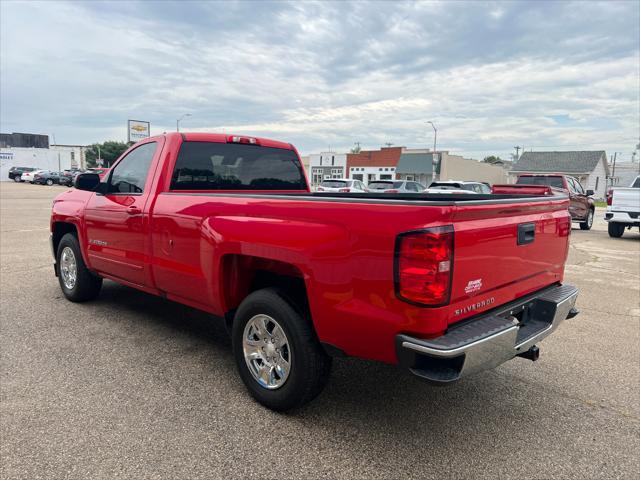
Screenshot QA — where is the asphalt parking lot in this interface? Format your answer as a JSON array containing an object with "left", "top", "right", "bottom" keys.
[{"left": 1, "top": 181, "right": 638, "bottom": 479}]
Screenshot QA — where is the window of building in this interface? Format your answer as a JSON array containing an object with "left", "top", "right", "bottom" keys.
[
  {"left": 595, "top": 177, "right": 599, "bottom": 190},
  {"left": 380, "top": 174, "right": 392, "bottom": 180},
  {"left": 352, "top": 174, "right": 364, "bottom": 181},
  {"left": 70, "top": 152, "right": 75, "bottom": 161},
  {"left": 171, "top": 142, "right": 306, "bottom": 191}
]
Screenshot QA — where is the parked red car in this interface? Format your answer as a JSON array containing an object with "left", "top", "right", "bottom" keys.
[
  {"left": 50, "top": 133, "right": 578, "bottom": 410},
  {"left": 86, "top": 167, "right": 111, "bottom": 180}
]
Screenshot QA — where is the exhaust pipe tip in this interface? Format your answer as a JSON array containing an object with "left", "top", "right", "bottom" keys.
[{"left": 517, "top": 345, "right": 540, "bottom": 362}]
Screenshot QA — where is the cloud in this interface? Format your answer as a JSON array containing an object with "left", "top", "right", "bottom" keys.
[{"left": 1, "top": 0, "right": 638, "bottom": 160}]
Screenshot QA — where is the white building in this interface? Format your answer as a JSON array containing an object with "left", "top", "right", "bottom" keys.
[
  {"left": 0, "top": 147, "right": 74, "bottom": 181},
  {"left": 50, "top": 144, "right": 88, "bottom": 169},
  {"left": 308, "top": 152, "right": 347, "bottom": 185}
]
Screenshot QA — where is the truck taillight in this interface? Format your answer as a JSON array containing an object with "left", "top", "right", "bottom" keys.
[
  {"left": 394, "top": 226, "right": 454, "bottom": 306},
  {"left": 606, "top": 189, "right": 613, "bottom": 205}
]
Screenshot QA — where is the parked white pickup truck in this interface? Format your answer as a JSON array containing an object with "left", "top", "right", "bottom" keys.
[{"left": 605, "top": 175, "right": 640, "bottom": 238}]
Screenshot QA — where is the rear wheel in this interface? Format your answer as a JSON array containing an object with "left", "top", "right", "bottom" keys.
[
  {"left": 232, "top": 288, "right": 332, "bottom": 411},
  {"left": 57, "top": 233, "right": 102, "bottom": 301},
  {"left": 580, "top": 209, "right": 594, "bottom": 230},
  {"left": 608, "top": 222, "right": 625, "bottom": 238},
  {"left": 46, "top": 179, "right": 54, "bottom": 186},
  {"left": 13, "top": 175, "right": 21, "bottom": 183}
]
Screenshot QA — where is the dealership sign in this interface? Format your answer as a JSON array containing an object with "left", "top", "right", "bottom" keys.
[
  {"left": 127, "top": 120, "right": 150, "bottom": 142},
  {"left": 0, "top": 152, "right": 14, "bottom": 160}
]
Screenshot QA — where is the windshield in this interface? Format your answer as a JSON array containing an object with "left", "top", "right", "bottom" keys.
[
  {"left": 320, "top": 180, "right": 348, "bottom": 188},
  {"left": 368, "top": 181, "right": 402, "bottom": 190},
  {"left": 516, "top": 176, "right": 565, "bottom": 189}
]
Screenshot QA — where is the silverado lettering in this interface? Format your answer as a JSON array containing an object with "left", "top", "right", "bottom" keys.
[{"left": 455, "top": 297, "right": 496, "bottom": 316}]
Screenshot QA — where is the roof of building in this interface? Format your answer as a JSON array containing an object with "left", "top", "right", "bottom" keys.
[
  {"left": 396, "top": 152, "right": 434, "bottom": 174},
  {"left": 347, "top": 147, "right": 403, "bottom": 168},
  {"left": 512, "top": 151, "right": 607, "bottom": 174}
]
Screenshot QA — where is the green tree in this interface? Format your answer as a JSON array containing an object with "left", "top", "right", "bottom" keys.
[
  {"left": 85, "top": 141, "right": 132, "bottom": 168},
  {"left": 482, "top": 155, "right": 504, "bottom": 164}
]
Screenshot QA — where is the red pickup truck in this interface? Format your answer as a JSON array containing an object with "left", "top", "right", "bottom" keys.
[
  {"left": 50, "top": 133, "right": 578, "bottom": 410},
  {"left": 515, "top": 174, "right": 595, "bottom": 230}
]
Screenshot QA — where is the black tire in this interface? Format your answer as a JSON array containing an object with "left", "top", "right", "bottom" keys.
[
  {"left": 57, "top": 233, "right": 103, "bottom": 302},
  {"left": 46, "top": 179, "right": 54, "bottom": 186},
  {"left": 232, "top": 288, "right": 332, "bottom": 411},
  {"left": 608, "top": 222, "right": 625, "bottom": 238},
  {"left": 13, "top": 175, "right": 21, "bottom": 183},
  {"left": 579, "top": 208, "right": 594, "bottom": 230}
]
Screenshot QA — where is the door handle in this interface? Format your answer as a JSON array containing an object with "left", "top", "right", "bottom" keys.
[
  {"left": 517, "top": 222, "right": 535, "bottom": 245},
  {"left": 126, "top": 206, "right": 142, "bottom": 215}
]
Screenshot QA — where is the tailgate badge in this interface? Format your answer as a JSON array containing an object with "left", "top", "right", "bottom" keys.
[{"left": 465, "top": 279, "right": 482, "bottom": 295}]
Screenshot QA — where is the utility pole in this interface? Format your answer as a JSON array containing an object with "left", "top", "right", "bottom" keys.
[
  {"left": 427, "top": 121, "right": 438, "bottom": 181},
  {"left": 514, "top": 146, "right": 521, "bottom": 160},
  {"left": 176, "top": 113, "right": 192, "bottom": 132},
  {"left": 611, "top": 152, "right": 618, "bottom": 187}
]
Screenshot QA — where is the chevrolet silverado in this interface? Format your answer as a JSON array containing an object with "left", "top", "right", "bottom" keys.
[{"left": 50, "top": 132, "right": 579, "bottom": 410}]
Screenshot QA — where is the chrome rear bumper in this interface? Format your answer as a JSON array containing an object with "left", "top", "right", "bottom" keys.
[{"left": 396, "top": 284, "right": 578, "bottom": 384}]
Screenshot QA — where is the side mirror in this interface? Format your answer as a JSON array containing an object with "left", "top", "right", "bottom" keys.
[
  {"left": 74, "top": 173, "right": 101, "bottom": 192},
  {"left": 586, "top": 189, "right": 594, "bottom": 196}
]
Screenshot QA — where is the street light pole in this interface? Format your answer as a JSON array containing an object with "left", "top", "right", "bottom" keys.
[
  {"left": 427, "top": 121, "right": 438, "bottom": 181},
  {"left": 176, "top": 113, "right": 192, "bottom": 132}
]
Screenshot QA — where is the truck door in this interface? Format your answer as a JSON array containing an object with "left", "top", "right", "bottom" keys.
[{"left": 84, "top": 139, "right": 163, "bottom": 286}]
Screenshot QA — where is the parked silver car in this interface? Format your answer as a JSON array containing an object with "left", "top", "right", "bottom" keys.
[
  {"left": 366, "top": 180, "right": 426, "bottom": 193},
  {"left": 428, "top": 181, "right": 491, "bottom": 194},
  {"left": 316, "top": 179, "right": 368, "bottom": 193}
]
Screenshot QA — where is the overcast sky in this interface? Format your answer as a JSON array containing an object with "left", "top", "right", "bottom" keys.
[{"left": 1, "top": 0, "right": 639, "bottom": 160}]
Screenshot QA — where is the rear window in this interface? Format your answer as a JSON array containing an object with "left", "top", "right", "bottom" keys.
[
  {"left": 430, "top": 182, "right": 462, "bottom": 189},
  {"left": 632, "top": 177, "right": 640, "bottom": 188},
  {"left": 321, "top": 180, "right": 348, "bottom": 188},
  {"left": 368, "top": 181, "right": 402, "bottom": 190},
  {"left": 517, "top": 176, "right": 564, "bottom": 189},
  {"left": 171, "top": 142, "right": 306, "bottom": 191}
]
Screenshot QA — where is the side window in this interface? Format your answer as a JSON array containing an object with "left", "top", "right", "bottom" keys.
[
  {"left": 171, "top": 142, "right": 306, "bottom": 191},
  {"left": 574, "top": 179, "right": 584, "bottom": 194},
  {"left": 109, "top": 142, "right": 157, "bottom": 194},
  {"left": 567, "top": 177, "right": 578, "bottom": 193}
]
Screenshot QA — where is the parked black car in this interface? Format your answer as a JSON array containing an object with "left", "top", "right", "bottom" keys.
[
  {"left": 34, "top": 171, "right": 69, "bottom": 186},
  {"left": 61, "top": 169, "right": 84, "bottom": 185},
  {"left": 8, "top": 166, "right": 36, "bottom": 182}
]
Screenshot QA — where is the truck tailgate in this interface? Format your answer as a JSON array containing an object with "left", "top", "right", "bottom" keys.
[
  {"left": 446, "top": 197, "right": 570, "bottom": 325},
  {"left": 612, "top": 188, "right": 640, "bottom": 212}
]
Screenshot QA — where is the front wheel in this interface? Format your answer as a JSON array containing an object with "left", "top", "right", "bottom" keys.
[
  {"left": 57, "top": 233, "right": 103, "bottom": 301},
  {"left": 580, "top": 209, "right": 594, "bottom": 230},
  {"left": 232, "top": 288, "right": 332, "bottom": 411},
  {"left": 608, "top": 222, "right": 625, "bottom": 238},
  {"left": 46, "top": 179, "right": 54, "bottom": 186},
  {"left": 13, "top": 176, "right": 21, "bottom": 183}
]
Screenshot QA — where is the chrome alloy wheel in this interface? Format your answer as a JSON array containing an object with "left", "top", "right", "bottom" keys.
[
  {"left": 242, "top": 314, "right": 292, "bottom": 389},
  {"left": 60, "top": 246, "right": 78, "bottom": 290}
]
